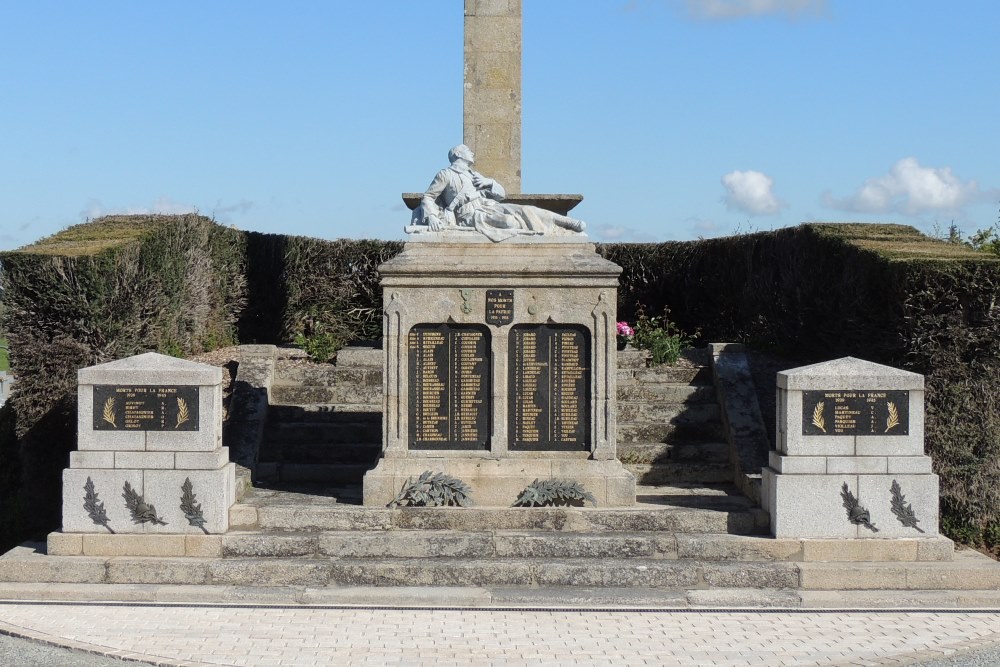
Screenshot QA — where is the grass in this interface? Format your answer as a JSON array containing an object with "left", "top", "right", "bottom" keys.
[
  {"left": 0, "top": 338, "right": 8, "bottom": 372},
  {"left": 9, "top": 214, "right": 197, "bottom": 257}
]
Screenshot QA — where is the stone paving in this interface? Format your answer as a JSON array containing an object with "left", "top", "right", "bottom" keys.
[{"left": 1, "top": 603, "right": 999, "bottom": 666}]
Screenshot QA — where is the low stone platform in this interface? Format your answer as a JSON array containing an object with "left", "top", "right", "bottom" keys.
[{"left": 3, "top": 484, "right": 999, "bottom": 608}]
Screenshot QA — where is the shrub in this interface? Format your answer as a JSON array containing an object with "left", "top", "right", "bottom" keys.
[
  {"left": 0, "top": 214, "right": 247, "bottom": 542},
  {"left": 602, "top": 224, "right": 1000, "bottom": 544},
  {"left": 631, "top": 307, "right": 698, "bottom": 365}
]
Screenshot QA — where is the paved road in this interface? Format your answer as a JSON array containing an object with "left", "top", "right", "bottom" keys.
[{"left": 1, "top": 604, "right": 999, "bottom": 666}]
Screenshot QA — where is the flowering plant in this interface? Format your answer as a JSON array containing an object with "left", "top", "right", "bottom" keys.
[{"left": 616, "top": 321, "right": 635, "bottom": 349}]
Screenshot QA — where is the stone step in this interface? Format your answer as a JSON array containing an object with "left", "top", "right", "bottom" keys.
[
  {"left": 270, "top": 385, "right": 382, "bottom": 406},
  {"left": 616, "top": 400, "right": 720, "bottom": 425},
  {"left": 237, "top": 496, "right": 768, "bottom": 535},
  {"left": 222, "top": 530, "right": 679, "bottom": 560},
  {"left": 258, "top": 441, "right": 381, "bottom": 465},
  {"left": 268, "top": 404, "right": 382, "bottom": 422},
  {"left": 265, "top": 402, "right": 722, "bottom": 427},
  {"left": 334, "top": 345, "right": 382, "bottom": 367},
  {"left": 4, "top": 580, "right": 1000, "bottom": 608},
  {"left": 254, "top": 463, "right": 373, "bottom": 485},
  {"left": 616, "top": 383, "right": 715, "bottom": 403},
  {"left": 263, "top": 420, "right": 382, "bottom": 444},
  {"left": 616, "top": 347, "right": 709, "bottom": 368},
  {"left": 271, "top": 383, "right": 714, "bottom": 406},
  {"left": 218, "top": 530, "right": 955, "bottom": 563},
  {"left": 626, "top": 462, "right": 734, "bottom": 485},
  {"left": 617, "top": 441, "right": 730, "bottom": 464},
  {"left": 617, "top": 413, "right": 726, "bottom": 442},
  {"left": 273, "top": 366, "right": 382, "bottom": 388},
  {"left": 0, "top": 550, "right": 798, "bottom": 590},
  {"left": 616, "top": 366, "right": 713, "bottom": 385},
  {"left": 15, "top": 549, "right": 1000, "bottom": 592}
]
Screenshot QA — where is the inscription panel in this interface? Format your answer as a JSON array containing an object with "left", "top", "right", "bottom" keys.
[
  {"left": 485, "top": 289, "right": 514, "bottom": 326},
  {"left": 93, "top": 385, "right": 200, "bottom": 431},
  {"left": 508, "top": 324, "right": 590, "bottom": 451},
  {"left": 802, "top": 390, "right": 910, "bottom": 436},
  {"left": 408, "top": 324, "right": 491, "bottom": 450}
]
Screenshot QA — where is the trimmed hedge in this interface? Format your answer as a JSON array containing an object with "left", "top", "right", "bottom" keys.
[
  {"left": 601, "top": 224, "right": 1000, "bottom": 545},
  {"left": 239, "top": 233, "right": 402, "bottom": 345},
  {"left": 0, "top": 215, "right": 247, "bottom": 545},
  {"left": 1, "top": 217, "right": 998, "bottom": 551}
]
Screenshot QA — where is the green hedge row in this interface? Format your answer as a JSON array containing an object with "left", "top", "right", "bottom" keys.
[
  {"left": 0, "top": 215, "right": 247, "bottom": 545},
  {"left": 239, "top": 233, "right": 402, "bottom": 345},
  {"left": 2, "top": 217, "right": 998, "bottom": 550},
  {"left": 600, "top": 224, "right": 1000, "bottom": 545}
]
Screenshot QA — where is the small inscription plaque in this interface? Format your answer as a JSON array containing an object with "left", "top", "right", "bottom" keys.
[
  {"left": 408, "top": 324, "right": 491, "bottom": 450},
  {"left": 93, "top": 385, "right": 200, "bottom": 431},
  {"left": 485, "top": 290, "right": 514, "bottom": 326},
  {"left": 802, "top": 390, "right": 909, "bottom": 436},
  {"left": 509, "top": 324, "right": 590, "bottom": 451}
]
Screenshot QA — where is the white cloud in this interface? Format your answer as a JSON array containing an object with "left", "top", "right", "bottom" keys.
[
  {"left": 211, "top": 199, "right": 254, "bottom": 223},
  {"left": 685, "top": 0, "right": 825, "bottom": 20},
  {"left": 722, "top": 169, "right": 783, "bottom": 216},
  {"left": 593, "top": 224, "right": 659, "bottom": 242},
  {"left": 81, "top": 197, "right": 198, "bottom": 220},
  {"left": 823, "top": 158, "right": 980, "bottom": 215},
  {"left": 686, "top": 217, "right": 725, "bottom": 238}
]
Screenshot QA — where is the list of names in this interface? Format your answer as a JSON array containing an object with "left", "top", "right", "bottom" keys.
[
  {"left": 93, "top": 385, "right": 200, "bottom": 431},
  {"left": 408, "top": 324, "right": 491, "bottom": 449},
  {"left": 508, "top": 324, "right": 590, "bottom": 451}
]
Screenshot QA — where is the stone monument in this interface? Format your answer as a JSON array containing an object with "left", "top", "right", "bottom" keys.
[
  {"left": 58, "top": 353, "right": 235, "bottom": 544},
  {"left": 762, "top": 357, "right": 939, "bottom": 538},
  {"left": 363, "top": 147, "right": 634, "bottom": 506},
  {"left": 402, "top": 0, "right": 583, "bottom": 218}
]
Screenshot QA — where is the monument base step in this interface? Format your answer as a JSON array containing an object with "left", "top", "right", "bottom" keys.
[
  {"left": 2, "top": 580, "right": 998, "bottom": 609},
  {"left": 2, "top": 543, "right": 998, "bottom": 605},
  {"left": 236, "top": 485, "right": 768, "bottom": 534},
  {"left": 44, "top": 530, "right": 955, "bottom": 563}
]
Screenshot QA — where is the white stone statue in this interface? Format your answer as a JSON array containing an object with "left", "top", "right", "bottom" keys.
[{"left": 408, "top": 144, "right": 587, "bottom": 242}]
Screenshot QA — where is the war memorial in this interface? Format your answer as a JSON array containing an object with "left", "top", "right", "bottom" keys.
[{"left": 0, "top": 0, "right": 998, "bottom": 611}]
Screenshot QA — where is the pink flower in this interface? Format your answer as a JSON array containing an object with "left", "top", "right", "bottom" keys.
[{"left": 616, "top": 321, "right": 634, "bottom": 337}]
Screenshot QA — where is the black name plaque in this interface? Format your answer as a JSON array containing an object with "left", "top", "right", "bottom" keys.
[
  {"left": 508, "top": 324, "right": 590, "bottom": 451},
  {"left": 485, "top": 290, "right": 514, "bottom": 326},
  {"left": 802, "top": 390, "right": 909, "bottom": 436},
  {"left": 408, "top": 323, "right": 491, "bottom": 450},
  {"left": 93, "top": 385, "right": 200, "bottom": 431}
]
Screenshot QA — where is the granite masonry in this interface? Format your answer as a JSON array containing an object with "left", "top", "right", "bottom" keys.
[
  {"left": 762, "top": 357, "right": 939, "bottom": 538},
  {"left": 59, "top": 353, "right": 235, "bottom": 540},
  {"left": 363, "top": 234, "right": 636, "bottom": 506}
]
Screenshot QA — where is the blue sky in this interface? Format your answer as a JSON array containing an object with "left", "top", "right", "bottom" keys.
[{"left": 1, "top": 0, "right": 998, "bottom": 250}]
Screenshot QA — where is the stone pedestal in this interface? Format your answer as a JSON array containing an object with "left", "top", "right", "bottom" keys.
[
  {"left": 363, "top": 235, "right": 635, "bottom": 506},
  {"left": 61, "top": 353, "right": 235, "bottom": 535},
  {"left": 762, "top": 357, "right": 939, "bottom": 538}
]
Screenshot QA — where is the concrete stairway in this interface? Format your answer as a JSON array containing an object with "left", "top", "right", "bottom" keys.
[{"left": 256, "top": 345, "right": 732, "bottom": 498}]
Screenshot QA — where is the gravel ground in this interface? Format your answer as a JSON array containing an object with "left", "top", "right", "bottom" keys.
[{"left": 0, "top": 632, "right": 149, "bottom": 666}]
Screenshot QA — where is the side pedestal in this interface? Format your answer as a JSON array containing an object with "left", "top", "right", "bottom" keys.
[
  {"left": 763, "top": 357, "right": 940, "bottom": 539},
  {"left": 53, "top": 353, "right": 235, "bottom": 555}
]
